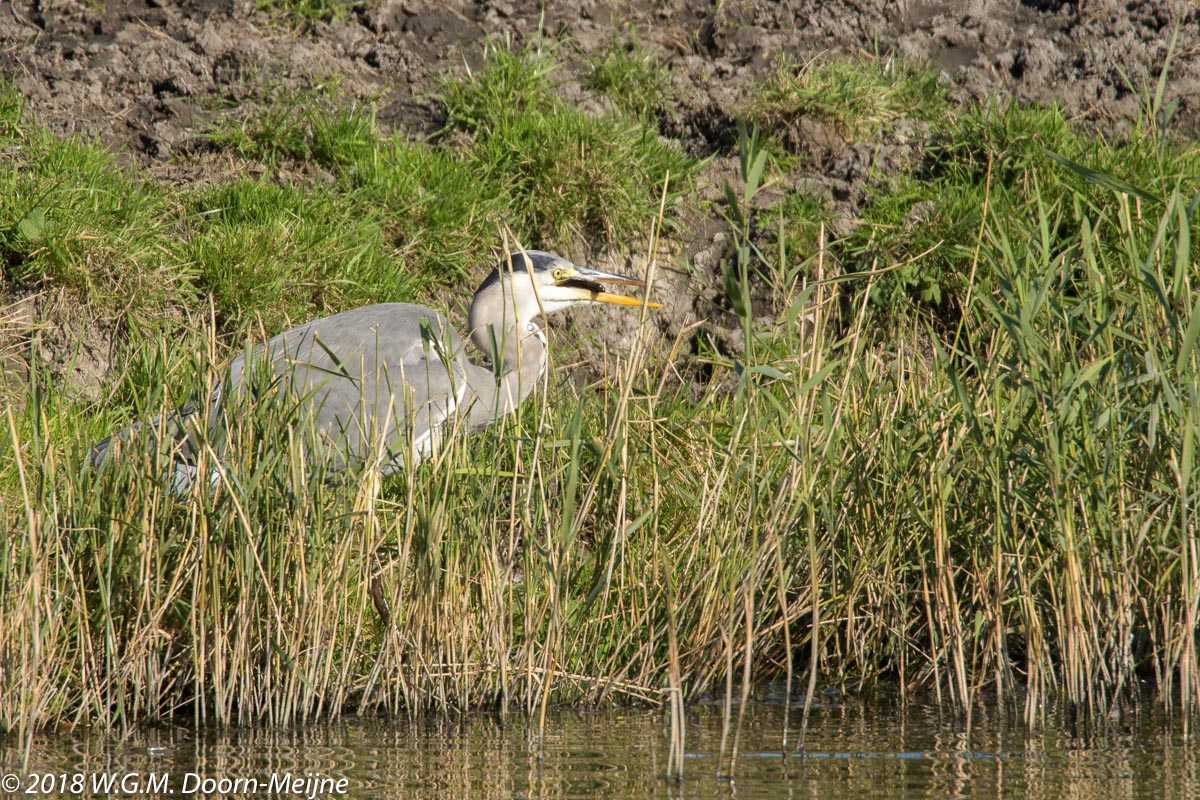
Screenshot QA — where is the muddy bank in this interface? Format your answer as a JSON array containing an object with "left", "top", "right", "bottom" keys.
[{"left": 5, "top": 1, "right": 1198, "bottom": 161}]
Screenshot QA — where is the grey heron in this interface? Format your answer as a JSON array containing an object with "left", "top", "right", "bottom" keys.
[{"left": 92, "top": 250, "right": 660, "bottom": 490}]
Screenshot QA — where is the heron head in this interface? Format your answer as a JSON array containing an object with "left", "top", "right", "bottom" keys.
[
  {"left": 474, "top": 250, "right": 660, "bottom": 323},
  {"left": 468, "top": 250, "right": 661, "bottom": 368}
]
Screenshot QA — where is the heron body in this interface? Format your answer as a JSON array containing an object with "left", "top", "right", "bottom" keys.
[{"left": 92, "top": 250, "right": 657, "bottom": 489}]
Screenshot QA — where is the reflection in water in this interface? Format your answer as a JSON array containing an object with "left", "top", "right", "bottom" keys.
[{"left": 2, "top": 700, "right": 1197, "bottom": 799}]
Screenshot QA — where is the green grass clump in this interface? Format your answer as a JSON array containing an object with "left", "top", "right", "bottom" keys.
[
  {"left": 0, "top": 86, "right": 194, "bottom": 334},
  {"left": 746, "top": 54, "right": 949, "bottom": 144},
  {"left": 205, "top": 87, "right": 382, "bottom": 169},
  {"left": 183, "top": 180, "right": 409, "bottom": 337},
  {"left": 254, "top": 0, "right": 363, "bottom": 23},
  {"left": 583, "top": 28, "right": 671, "bottom": 121},
  {"left": 833, "top": 99, "right": 1200, "bottom": 334},
  {"left": 441, "top": 41, "right": 562, "bottom": 130},
  {"left": 0, "top": 83, "right": 428, "bottom": 351},
  {"left": 344, "top": 140, "right": 505, "bottom": 284},
  {"left": 203, "top": 41, "right": 695, "bottom": 275},
  {"left": 207, "top": 91, "right": 504, "bottom": 287},
  {"left": 762, "top": 192, "right": 831, "bottom": 293},
  {"left": 441, "top": 41, "right": 695, "bottom": 245}
]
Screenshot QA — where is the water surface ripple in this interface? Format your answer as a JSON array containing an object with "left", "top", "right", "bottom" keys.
[{"left": 2, "top": 700, "right": 1195, "bottom": 799}]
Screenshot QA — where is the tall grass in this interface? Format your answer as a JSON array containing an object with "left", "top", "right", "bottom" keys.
[
  {"left": 6, "top": 161, "right": 1200, "bottom": 736},
  {"left": 4, "top": 49, "right": 1200, "bottom": 741}
]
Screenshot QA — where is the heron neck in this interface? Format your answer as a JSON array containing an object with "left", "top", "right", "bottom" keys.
[{"left": 464, "top": 323, "right": 546, "bottom": 430}]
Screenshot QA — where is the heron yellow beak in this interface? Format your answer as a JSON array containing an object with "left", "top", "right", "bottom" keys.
[
  {"left": 588, "top": 291, "right": 662, "bottom": 308},
  {"left": 555, "top": 266, "right": 663, "bottom": 309}
]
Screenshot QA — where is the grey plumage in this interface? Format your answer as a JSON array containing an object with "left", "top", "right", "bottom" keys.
[{"left": 91, "top": 250, "right": 657, "bottom": 489}]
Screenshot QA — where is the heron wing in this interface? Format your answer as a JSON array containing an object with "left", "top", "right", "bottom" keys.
[{"left": 225, "top": 303, "right": 469, "bottom": 474}]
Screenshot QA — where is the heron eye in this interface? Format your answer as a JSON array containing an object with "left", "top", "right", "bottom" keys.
[{"left": 552, "top": 268, "right": 564, "bottom": 280}]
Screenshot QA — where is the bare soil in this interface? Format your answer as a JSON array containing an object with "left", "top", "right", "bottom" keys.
[
  {"left": 6, "top": 0, "right": 1199, "bottom": 159},
  {"left": 3, "top": 0, "right": 1199, "bottom": 390}
]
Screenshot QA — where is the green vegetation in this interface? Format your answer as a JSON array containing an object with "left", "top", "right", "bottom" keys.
[
  {"left": 2, "top": 40, "right": 693, "bottom": 349},
  {"left": 205, "top": 86, "right": 384, "bottom": 169},
  {"left": 0, "top": 94, "right": 190, "bottom": 336},
  {"left": 255, "top": 0, "right": 364, "bottom": 24},
  {"left": 3, "top": 40, "right": 1200, "bottom": 738},
  {"left": 440, "top": 41, "right": 693, "bottom": 243},
  {"left": 183, "top": 180, "right": 405, "bottom": 335},
  {"left": 841, "top": 101, "right": 1200, "bottom": 329},
  {"left": 746, "top": 55, "right": 949, "bottom": 143},
  {"left": 583, "top": 27, "right": 671, "bottom": 121}
]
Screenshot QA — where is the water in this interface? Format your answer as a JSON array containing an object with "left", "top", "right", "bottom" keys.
[{"left": 3, "top": 699, "right": 1197, "bottom": 799}]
